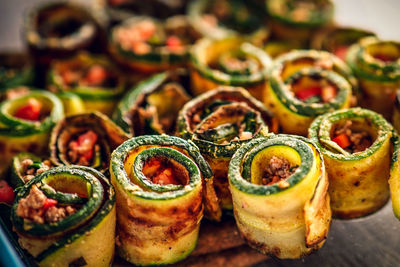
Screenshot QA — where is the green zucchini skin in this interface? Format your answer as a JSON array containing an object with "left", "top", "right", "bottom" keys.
[
  {"left": 49, "top": 112, "right": 130, "bottom": 174},
  {"left": 228, "top": 134, "right": 331, "bottom": 259},
  {"left": 346, "top": 37, "right": 400, "bottom": 120},
  {"left": 309, "top": 107, "right": 394, "bottom": 218},
  {"left": 190, "top": 37, "right": 271, "bottom": 100},
  {"left": 266, "top": 0, "right": 334, "bottom": 44},
  {"left": 177, "top": 86, "right": 278, "bottom": 209},
  {"left": 109, "top": 16, "right": 199, "bottom": 73},
  {"left": 264, "top": 50, "right": 355, "bottom": 136},
  {"left": 110, "top": 135, "right": 220, "bottom": 265},
  {"left": 47, "top": 52, "right": 126, "bottom": 116},
  {"left": 0, "top": 90, "right": 63, "bottom": 174},
  {"left": 11, "top": 165, "right": 116, "bottom": 267},
  {"left": 187, "top": 0, "right": 269, "bottom": 45},
  {"left": 112, "top": 71, "right": 191, "bottom": 136}
]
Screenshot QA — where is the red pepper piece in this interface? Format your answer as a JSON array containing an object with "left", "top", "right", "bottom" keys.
[
  {"left": 0, "top": 180, "right": 14, "bottom": 205},
  {"left": 14, "top": 98, "right": 42, "bottom": 121},
  {"left": 166, "top": 36, "right": 182, "bottom": 48},
  {"left": 77, "top": 130, "right": 98, "bottom": 161},
  {"left": 43, "top": 198, "right": 58, "bottom": 210},
  {"left": 332, "top": 133, "right": 351, "bottom": 149},
  {"left": 84, "top": 65, "right": 107, "bottom": 86},
  {"left": 373, "top": 54, "right": 395, "bottom": 62},
  {"left": 295, "top": 86, "right": 322, "bottom": 101}
]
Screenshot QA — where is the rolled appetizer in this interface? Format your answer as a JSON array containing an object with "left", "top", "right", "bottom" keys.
[
  {"left": 49, "top": 112, "right": 130, "bottom": 174},
  {"left": 0, "top": 54, "right": 34, "bottom": 90},
  {"left": 309, "top": 108, "right": 394, "bottom": 218},
  {"left": 346, "top": 37, "right": 400, "bottom": 119},
  {"left": 190, "top": 37, "right": 271, "bottom": 100},
  {"left": 11, "top": 166, "right": 116, "bottom": 267},
  {"left": 0, "top": 90, "right": 63, "bottom": 173},
  {"left": 177, "top": 86, "right": 278, "bottom": 209},
  {"left": 311, "top": 26, "right": 375, "bottom": 61},
  {"left": 229, "top": 134, "right": 331, "bottom": 258},
  {"left": 110, "top": 135, "right": 220, "bottom": 265},
  {"left": 113, "top": 71, "right": 191, "bottom": 136},
  {"left": 48, "top": 53, "right": 125, "bottom": 116},
  {"left": 187, "top": 0, "right": 269, "bottom": 45},
  {"left": 266, "top": 0, "right": 334, "bottom": 44},
  {"left": 109, "top": 15, "right": 200, "bottom": 73},
  {"left": 264, "top": 50, "right": 355, "bottom": 135}
]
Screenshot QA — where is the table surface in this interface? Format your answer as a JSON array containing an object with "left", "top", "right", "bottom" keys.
[{"left": 0, "top": 1, "right": 399, "bottom": 267}]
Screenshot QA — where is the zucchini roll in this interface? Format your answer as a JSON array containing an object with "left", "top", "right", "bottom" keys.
[
  {"left": 264, "top": 50, "right": 355, "bottom": 135},
  {"left": 48, "top": 53, "right": 126, "bottom": 116},
  {"left": 177, "top": 86, "right": 278, "bottom": 209},
  {"left": 49, "top": 112, "right": 129, "bottom": 174},
  {"left": 113, "top": 71, "right": 191, "bottom": 136},
  {"left": 11, "top": 166, "right": 116, "bottom": 267},
  {"left": 311, "top": 26, "right": 375, "bottom": 61},
  {"left": 309, "top": 108, "right": 394, "bottom": 218},
  {"left": 229, "top": 134, "right": 331, "bottom": 259},
  {"left": 109, "top": 15, "right": 200, "bottom": 73},
  {"left": 266, "top": 0, "right": 334, "bottom": 44},
  {"left": 346, "top": 37, "right": 400, "bottom": 119},
  {"left": 0, "top": 90, "right": 63, "bottom": 173},
  {"left": 9, "top": 153, "right": 52, "bottom": 188},
  {"left": 0, "top": 54, "right": 34, "bottom": 90},
  {"left": 187, "top": 0, "right": 269, "bottom": 45},
  {"left": 190, "top": 37, "right": 271, "bottom": 100},
  {"left": 110, "top": 135, "right": 220, "bottom": 265}
]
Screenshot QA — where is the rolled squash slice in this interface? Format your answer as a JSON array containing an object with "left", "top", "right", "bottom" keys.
[
  {"left": 228, "top": 134, "right": 331, "bottom": 259},
  {"left": 264, "top": 50, "right": 355, "bottom": 135},
  {"left": 11, "top": 165, "right": 116, "bottom": 267},
  {"left": 110, "top": 135, "right": 220, "bottom": 265},
  {"left": 346, "top": 37, "right": 400, "bottom": 119},
  {"left": 48, "top": 53, "right": 126, "bottom": 116},
  {"left": 177, "top": 86, "right": 278, "bottom": 209},
  {"left": 309, "top": 107, "right": 394, "bottom": 218},
  {"left": 109, "top": 15, "right": 200, "bottom": 73},
  {"left": 49, "top": 112, "right": 130, "bottom": 174},
  {"left": 0, "top": 90, "right": 63, "bottom": 173},
  {"left": 190, "top": 37, "right": 271, "bottom": 100},
  {"left": 266, "top": 0, "right": 334, "bottom": 44},
  {"left": 113, "top": 71, "right": 191, "bottom": 136}
]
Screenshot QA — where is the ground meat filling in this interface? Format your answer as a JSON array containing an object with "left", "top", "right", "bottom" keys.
[
  {"left": 68, "top": 130, "right": 99, "bottom": 166},
  {"left": 262, "top": 156, "right": 297, "bottom": 188},
  {"left": 60, "top": 64, "right": 117, "bottom": 88},
  {"left": 20, "top": 159, "right": 52, "bottom": 183},
  {"left": 332, "top": 120, "right": 373, "bottom": 153},
  {"left": 16, "top": 185, "right": 76, "bottom": 224},
  {"left": 142, "top": 157, "right": 189, "bottom": 186}
]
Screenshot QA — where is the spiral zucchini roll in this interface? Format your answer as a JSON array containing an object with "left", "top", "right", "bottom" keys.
[
  {"left": 11, "top": 166, "right": 116, "bottom": 267},
  {"left": 109, "top": 15, "right": 200, "bottom": 73},
  {"left": 229, "top": 134, "right": 331, "bottom": 259},
  {"left": 266, "top": 0, "right": 334, "bottom": 44},
  {"left": 346, "top": 37, "right": 400, "bottom": 119},
  {"left": 0, "top": 90, "right": 63, "bottom": 173},
  {"left": 49, "top": 112, "right": 129, "bottom": 173},
  {"left": 110, "top": 135, "right": 220, "bottom": 265},
  {"left": 265, "top": 50, "right": 355, "bottom": 135},
  {"left": 187, "top": 0, "right": 269, "bottom": 45},
  {"left": 48, "top": 53, "right": 125, "bottom": 116},
  {"left": 309, "top": 108, "right": 394, "bottom": 218},
  {"left": 191, "top": 37, "right": 271, "bottom": 100},
  {"left": 311, "top": 26, "right": 375, "bottom": 61},
  {"left": 113, "top": 71, "right": 191, "bottom": 136},
  {"left": 177, "top": 86, "right": 278, "bottom": 209}
]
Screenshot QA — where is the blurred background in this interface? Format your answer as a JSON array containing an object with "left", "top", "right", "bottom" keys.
[{"left": 0, "top": 0, "right": 399, "bottom": 51}]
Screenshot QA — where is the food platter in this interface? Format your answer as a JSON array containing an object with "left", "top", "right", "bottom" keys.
[{"left": 0, "top": 0, "right": 400, "bottom": 266}]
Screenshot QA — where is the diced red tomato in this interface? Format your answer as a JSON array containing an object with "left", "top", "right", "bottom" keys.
[
  {"left": 332, "top": 133, "right": 351, "bottom": 149},
  {"left": 143, "top": 158, "right": 162, "bottom": 177},
  {"left": 0, "top": 180, "right": 15, "bottom": 205},
  {"left": 334, "top": 46, "right": 349, "bottom": 61},
  {"left": 14, "top": 98, "right": 42, "bottom": 121},
  {"left": 42, "top": 198, "right": 58, "bottom": 210},
  {"left": 166, "top": 36, "right": 182, "bottom": 48},
  {"left": 74, "top": 130, "right": 98, "bottom": 161},
  {"left": 295, "top": 86, "right": 322, "bottom": 101},
  {"left": 373, "top": 54, "right": 395, "bottom": 63},
  {"left": 152, "top": 168, "right": 180, "bottom": 185},
  {"left": 321, "top": 85, "right": 337, "bottom": 103},
  {"left": 84, "top": 65, "right": 107, "bottom": 86}
]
